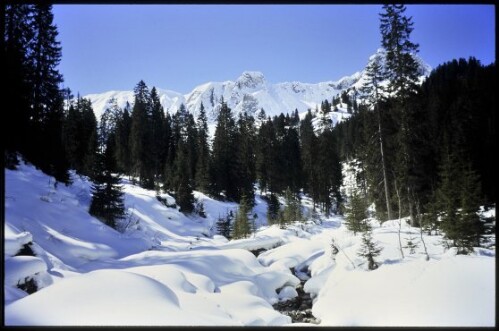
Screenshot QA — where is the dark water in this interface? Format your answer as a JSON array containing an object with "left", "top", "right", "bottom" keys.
[
  {"left": 251, "top": 247, "right": 320, "bottom": 324},
  {"left": 273, "top": 266, "right": 319, "bottom": 324}
]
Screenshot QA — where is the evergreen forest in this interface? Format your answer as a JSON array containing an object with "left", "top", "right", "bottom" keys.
[{"left": 4, "top": 4, "right": 495, "bottom": 255}]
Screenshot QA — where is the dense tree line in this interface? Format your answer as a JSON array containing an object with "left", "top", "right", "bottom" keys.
[
  {"left": 5, "top": 4, "right": 70, "bottom": 183},
  {"left": 334, "top": 4, "right": 495, "bottom": 255},
  {"left": 5, "top": 4, "right": 493, "bottom": 253}
]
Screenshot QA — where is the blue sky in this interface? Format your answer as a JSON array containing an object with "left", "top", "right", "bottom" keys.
[{"left": 53, "top": 4, "right": 495, "bottom": 95}]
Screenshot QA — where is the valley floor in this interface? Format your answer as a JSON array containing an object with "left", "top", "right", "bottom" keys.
[{"left": 4, "top": 163, "right": 496, "bottom": 326}]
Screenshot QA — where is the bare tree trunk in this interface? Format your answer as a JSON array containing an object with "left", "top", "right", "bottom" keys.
[
  {"left": 416, "top": 201, "right": 430, "bottom": 261},
  {"left": 338, "top": 244, "right": 356, "bottom": 269},
  {"left": 394, "top": 179, "right": 405, "bottom": 259},
  {"left": 376, "top": 105, "right": 393, "bottom": 220},
  {"left": 407, "top": 187, "right": 416, "bottom": 227}
]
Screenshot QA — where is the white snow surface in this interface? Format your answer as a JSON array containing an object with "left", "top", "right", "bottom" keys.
[
  {"left": 4, "top": 162, "right": 495, "bottom": 326},
  {"left": 84, "top": 50, "right": 432, "bottom": 129}
]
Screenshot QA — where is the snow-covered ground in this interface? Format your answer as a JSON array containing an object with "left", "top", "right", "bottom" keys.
[{"left": 4, "top": 162, "right": 495, "bottom": 326}]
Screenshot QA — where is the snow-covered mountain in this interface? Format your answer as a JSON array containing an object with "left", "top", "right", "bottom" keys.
[{"left": 85, "top": 49, "right": 432, "bottom": 124}]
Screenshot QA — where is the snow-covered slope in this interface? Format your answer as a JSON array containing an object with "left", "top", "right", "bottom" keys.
[
  {"left": 5, "top": 159, "right": 493, "bottom": 326},
  {"left": 84, "top": 49, "right": 432, "bottom": 123},
  {"left": 85, "top": 87, "right": 187, "bottom": 120}
]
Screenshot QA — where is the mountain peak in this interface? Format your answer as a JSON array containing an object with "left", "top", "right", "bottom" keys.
[
  {"left": 236, "top": 71, "right": 266, "bottom": 89},
  {"left": 85, "top": 51, "right": 432, "bottom": 127}
]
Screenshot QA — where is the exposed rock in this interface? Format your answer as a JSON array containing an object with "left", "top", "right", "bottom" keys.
[{"left": 273, "top": 267, "right": 320, "bottom": 324}]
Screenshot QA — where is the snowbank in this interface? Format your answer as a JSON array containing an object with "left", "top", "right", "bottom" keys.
[
  {"left": 4, "top": 224, "right": 33, "bottom": 257},
  {"left": 4, "top": 163, "right": 495, "bottom": 326},
  {"left": 312, "top": 254, "right": 495, "bottom": 326},
  {"left": 4, "top": 256, "right": 47, "bottom": 287}
]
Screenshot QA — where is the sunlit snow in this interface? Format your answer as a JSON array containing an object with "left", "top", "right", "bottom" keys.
[{"left": 4, "top": 162, "right": 495, "bottom": 326}]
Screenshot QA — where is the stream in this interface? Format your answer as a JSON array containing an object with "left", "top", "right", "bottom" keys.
[{"left": 251, "top": 248, "right": 320, "bottom": 324}]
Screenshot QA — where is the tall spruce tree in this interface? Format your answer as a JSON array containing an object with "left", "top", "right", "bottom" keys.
[
  {"left": 164, "top": 111, "right": 178, "bottom": 192},
  {"left": 24, "top": 4, "right": 70, "bottom": 183},
  {"left": 435, "top": 145, "right": 484, "bottom": 254},
  {"left": 115, "top": 102, "right": 132, "bottom": 175},
  {"left": 80, "top": 98, "right": 98, "bottom": 177},
  {"left": 62, "top": 102, "right": 81, "bottom": 171},
  {"left": 61, "top": 96, "right": 98, "bottom": 177},
  {"left": 282, "top": 126, "right": 302, "bottom": 194},
  {"left": 360, "top": 53, "right": 393, "bottom": 220},
  {"left": 236, "top": 111, "right": 257, "bottom": 205},
  {"left": 316, "top": 128, "right": 342, "bottom": 215},
  {"left": 174, "top": 140, "right": 195, "bottom": 213},
  {"left": 150, "top": 87, "right": 167, "bottom": 183},
  {"left": 434, "top": 146, "right": 460, "bottom": 245},
  {"left": 456, "top": 162, "right": 483, "bottom": 253},
  {"left": 345, "top": 190, "right": 369, "bottom": 236},
  {"left": 379, "top": 4, "right": 421, "bottom": 225},
  {"left": 89, "top": 149, "right": 125, "bottom": 229},
  {"left": 129, "top": 80, "right": 154, "bottom": 188},
  {"left": 4, "top": 4, "right": 33, "bottom": 163},
  {"left": 256, "top": 118, "right": 276, "bottom": 194},
  {"left": 211, "top": 101, "right": 239, "bottom": 201},
  {"left": 380, "top": 5, "right": 420, "bottom": 99},
  {"left": 195, "top": 103, "right": 211, "bottom": 193},
  {"left": 266, "top": 193, "right": 280, "bottom": 225},
  {"left": 185, "top": 111, "right": 199, "bottom": 186},
  {"left": 300, "top": 110, "right": 320, "bottom": 206}
]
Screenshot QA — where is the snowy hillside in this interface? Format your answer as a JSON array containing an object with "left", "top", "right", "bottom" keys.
[
  {"left": 4, "top": 162, "right": 494, "bottom": 326},
  {"left": 84, "top": 49, "right": 432, "bottom": 124}
]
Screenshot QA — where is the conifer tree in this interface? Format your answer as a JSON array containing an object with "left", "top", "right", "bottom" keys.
[
  {"left": 150, "top": 87, "right": 167, "bottom": 182},
  {"left": 80, "top": 98, "right": 98, "bottom": 177},
  {"left": 24, "top": 4, "right": 70, "bottom": 183},
  {"left": 379, "top": 4, "right": 421, "bottom": 225},
  {"left": 174, "top": 140, "right": 195, "bottom": 214},
  {"left": 236, "top": 112, "right": 257, "bottom": 205},
  {"left": 257, "top": 108, "right": 267, "bottom": 121},
  {"left": 357, "top": 229, "right": 382, "bottom": 270},
  {"left": 232, "top": 194, "right": 252, "bottom": 239},
  {"left": 404, "top": 234, "right": 419, "bottom": 254},
  {"left": 278, "top": 187, "right": 303, "bottom": 227},
  {"left": 300, "top": 110, "right": 320, "bottom": 205},
  {"left": 89, "top": 151, "right": 125, "bottom": 229},
  {"left": 99, "top": 98, "right": 122, "bottom": 147},
  {"left": 115, "top": 102, "right": 132, "bottom": 175},
  {"left": 5, "top": 4, "right": 70, "bottom": 183},
  {"left": 282, "top": 126, "right": 302, "bottom": 194},
  {"left": 195, "top": 103, "right": 211, "bottom": 193},
  {"left": 164, "top": 111, "right": 178, "bottom": 192},
  {"left": 456, "top": 162, "right": 483, "bottom": 253},
  {"left": 256, "top": 118, "right": 276, "bottom": 194},
  {"left": 211, "top": 101, "right": 239, "bottom": 201},
  {"left": 129, "top": 80, "right": 154, "bottom": 188},
  {"left": 4, "top": 4, "right": 33, "bottom": 163},
  {"left": 344, "top": 190, "right": 369, "bottom": 236},
  {"left": 316, "top": 128, "right": 342, "bottom": 215},
  {"left": 271, "top": 114, "right": 288, "bottom": 193},
  {"left": 434, "top": 147, "right": 460, "bottom": 246},
  {"left": 266, "top": 193, "right": 280, "bottom": 225},
  {"left": 185, "top": 112, "right": 199, "bottom": 186},
  {"left": 216, "top": 211, "right": 234, "bottom": 239},
  {"left": 62, "top": 102, "right": 82, "bottom": 171},
  {"left": 436, "top": 148, "right": 484, "bottom": 254},
  {"left": 360, "top": 53, "right": 393, "bottom": 220},
  {"left": 380, "top": 4, "right": 420, "bottom": 99}
]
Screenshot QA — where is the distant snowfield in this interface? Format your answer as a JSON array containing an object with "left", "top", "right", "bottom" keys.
[{"left": 4, "top": 163, "right": 495, "bottom": 326}]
